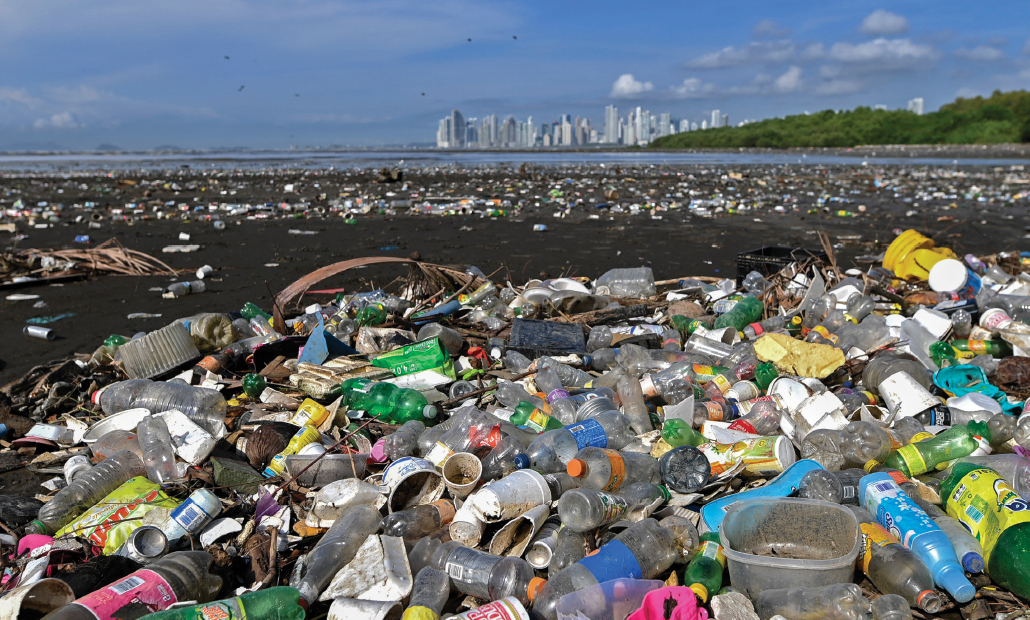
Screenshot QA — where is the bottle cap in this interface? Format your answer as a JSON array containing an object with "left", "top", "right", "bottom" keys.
[
  {"left": 688, "top": 583, "right": 708, "bottom": 602},
  {"left": 514, "top": 454, "right": 530, "bottom": 469},
  {"left": 567, "top": 459, "right": 587, "bottom": 477},
  {"left": 656, "top": 485, "right": 671, "bottom": 502},
  {"left": 527, "top": 577, "right": 546, "bottom": 602}
]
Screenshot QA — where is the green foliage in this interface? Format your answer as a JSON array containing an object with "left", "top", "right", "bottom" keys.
[{"left": 651, "top": 90, "right": 1030, "bottom": 149}]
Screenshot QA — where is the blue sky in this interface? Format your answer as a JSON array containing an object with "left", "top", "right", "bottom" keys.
[{"left": 1, "top": 0, "right": 1028, "bottom": 150}]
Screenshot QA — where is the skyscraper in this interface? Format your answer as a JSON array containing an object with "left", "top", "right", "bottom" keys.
[
  {"left": 721, "top": 113, "right": 728, "bottom": 128},
  {"left": 659, "top": 113, "right": 671, "bottom": 137},
  {"left": 711, "top": 110, "right": 720, "bottom": 129},
  {"left": 450, "top": 109, "right": 466, "bottom": 147},
  {"left": 605, "top": 105, "right": 619, "bottom": 143},
  {"left": 437, "top": 117, "right": 452, "bottom": 148},
  {"left": 679, "top": 119, "right": 689, "bottom": 133},
  {"left": 908, "top": 97, "right": 924, "bottom": 115}
]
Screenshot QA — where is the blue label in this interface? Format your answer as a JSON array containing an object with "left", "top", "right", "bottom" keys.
[
  {"left": 577, "top": 540, "right": 643, "bottom": 582},
  {"left": 171, "top": 497, "right": 213, "bottom": 532},
  {"left": 566, "top": 419, "right": 607, "bottom": 450}
]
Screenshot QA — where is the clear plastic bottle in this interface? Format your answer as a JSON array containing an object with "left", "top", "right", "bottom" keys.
[
  {"left": 167, "top": 280, "right": 206, "bottom": 297},
  {"left": 951, "top": 309, "right": 973, "bottom": 338},
  {"left": 754, "top": 583, "right": 871, "bottom": 620},
  {"left": 138, "top": 415, "right": 179, "bottom": 484},
  {"left": 480, "top": 435, "right": 529, "bottom": 481},
  {"left": 293, "top": 504, "right": 383, "bottom": 604},
  {"left": 95, "top": 379, "right": 227, "bottom": 436},
  {"left": 726, "top": 400, "right": 782, "bottom": 435},
  {"left": 534, "top": 366, "right": 578, "bottom": 425},
  {"left": 945, "top": 453, "right": 1030, "bottom": 498},
  {"left": 533, "top": 519, "right": 681, "bottom": 620},
  {"left": 549, "top": 527, "right": 589, "bottom": 577},
  {"left": 871, "top": 594, "right": 912, "bottom": 620},
  {"left": 504, "top": 350, "right": 533, "bottom": 374},
  {"left": 495, "top": 381, "right": 547, "bottom": 411},
  {"left": 557, "top": 483, "right": 669, "bottom": 532},
  {"left": 586, "top": 326, "right": 614, "bottom": 352},
  {"left": 798, "top": 468, "right": 864, "bottom": 504},
  {"left": 538, "top": 357, "right": 593, "bottom": 388},
  {"left": 384, "top": 420, "right": 426, "bottom": 460},
  {"left": 27, "top": 449, "right": 146, "bottom": 535},
  {"left": 839, "top": 421, "right": 905, "bottom": 465},
  {"left": 910, "top": 496, "right": 985, "bottom": 573},
  {"left": 41, "top": 551, "right": 222, "bottom": 620},
  {"left": 525, "top": 412, "right": 638, "bottom": 472},
  {"left": 566, "top": 447, "right": 660, "bottom": 492},
  {"left": 381, "top": 500, "right": 455, "bottom": 544},
  {"left": 638, "top": 362, "right": 698, "bottom": 403},
  {"left": 617, "top": 376, "right": 652, "bottom": 434},
  {"left": 417, "top": 323, "right": 464, "bottom": 355},
  {"left": 406, "top": 567, "right": 451, "bottom": 617},
  {"left": 440, "top": 546, "right": 545, "bottom": 606}
]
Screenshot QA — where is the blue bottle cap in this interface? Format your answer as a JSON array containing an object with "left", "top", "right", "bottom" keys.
[{"left": 514, "top": 454, "right": 530, "bottom": 470}]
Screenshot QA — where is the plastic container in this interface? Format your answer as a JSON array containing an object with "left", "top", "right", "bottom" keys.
[
  {"left": 284, "top": 453, "right": 369, "bottom": 487},
  {"left": 736, "top": 246, "right": 827, "bottom": 286},
  {"left": 117, "top": 321, "right": 201, "bottom": 379},
  {"left": 719, "top": 498, "right": 861, "bottom": 600},
  {"left": 554, "top": 578, "right": 664, "bottom": 620}
]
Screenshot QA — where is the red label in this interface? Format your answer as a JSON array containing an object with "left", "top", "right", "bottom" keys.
[
  {"left": 73, "top": 569, "right": 178, "bottom": 620},
  {"left": 727, "top": 419, "right": 757, "bottom": 434}
]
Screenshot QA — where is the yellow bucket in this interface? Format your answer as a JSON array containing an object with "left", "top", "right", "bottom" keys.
[
  {"left": 884, "top": 230, "right": 956, "bottom": 280},
  {"left": 884, "top": 230, "right": 935, "bottom": 272}
]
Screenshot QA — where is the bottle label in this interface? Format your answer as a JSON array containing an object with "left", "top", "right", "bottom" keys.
[
  {"left": 733, "top": 395, "right": 782, "bottom": 415},
  {"left": 910, "top": 432, "right": 935, "bottom": 444},
  {"left": 922, "top": 406, "right": 952, "bottom": 426},
  {"left": 601, "top": 449, "right": 626, "bottom": 491},
  {"left": 697, "top": 540, "right": 726, "bottom": 567},
  {"left": 426, "top": 442, "right": 456, "bottom": 467},
  {"left": 894, "top": 444, "right": 929, "bottom": 476},
  {"left": 526, "top": 409, "right": 552, "bottom": 433},
  {"left": 710, "top": 375, "right": 732, "bottom": 395},
  {"left": 945, "top": 468, "right": 1030, "bottom": 563},
  {"left": 968, "top": 340, "right": 989, "bottom": 354},
  {"left": 567, "top": 419, "right": 608, "bottom": 450},
  {"left": 547, "top": 389, "right": 571, "bottom": 403},
  {"left": 702, "top": 401, "right": 726, "bottom": 422},
  {"left": 858, "top": 521, "right": 899, "bottom": 574},
  {"left": 727, "top": 419, "right": 757, "bottom": 435},
  {"left": 692, "top": 365, "right": 716, "bottom": 381},
  {"left": 74, "top": 569, "right": 178, "bottom": 620},
  {"left": 593, "top": 491, "right": 630, "bottom": 524},
  {"left": 862, "top": 475, "right": 938, "bottom": 549},
  {"left": 445, "top": 546, "right": 495, "bottom": 600},
  {"left": 171, "top": 496, "right": 217, "bottom": 534},
  {"left": 194, "top": 598, "right": 247, "bottom": 620},
  {"left": 577, "top": 539, "right": 643, "bottom": 583}
]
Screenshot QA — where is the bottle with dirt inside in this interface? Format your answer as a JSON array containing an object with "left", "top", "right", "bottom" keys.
[
  {"left": 683, "top": 531, "right": 726, "bottom": 603},
  {"left": 404, "top": 568, "right": 451, "bottom": 620},
  {"left": 138, "top": 415, "right": 180, "bottom": 485},
  {"left": 94, "top": 379, "right": 227, "bottom": 436},
  {"left": 557, "top": 483, "right": 669, "bottom": 532},
  {"left": 293, "top": 504, "right": 383, "bottom": 604},
  {"left": 381, "top": 500, "right": 455, "bottom": 544}
]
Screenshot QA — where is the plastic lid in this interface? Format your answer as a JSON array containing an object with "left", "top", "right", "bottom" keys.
[
  {"left": 688, "top": 583, "right": 708, "bottom": 603},
  {"left": 527, "top": 577, "right": 546, "bottom": 602},
  {"left": 934, "top": 563, "right": 976, "bottom": 603},
  {"left": 657, "top": 485, "right": 672, "bottom": 502},
  {"left": 567, "top": 459, "right": 587, "bottom": 477},
  {"left": 91, "top": 388, "right": 104, "bottom": 406},
  {"left": 928, "top": 259, "right": 968, "bottom": 293},
  {"left": 916, "top": 590, "right": 942, "bottom": 614},
  {"left": 514, "top": 454, "right": 530, "bottom": 470}
]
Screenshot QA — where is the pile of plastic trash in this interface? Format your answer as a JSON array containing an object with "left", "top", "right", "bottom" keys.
[{"left": 4, "top": 228, "right": 1030, "bottom": 620}]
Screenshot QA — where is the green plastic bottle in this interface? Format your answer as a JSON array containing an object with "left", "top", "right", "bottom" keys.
[
  {"left": 952, "top": 339, "right": 1013, "bottom": 357},
  {"left": 662, "top": 418, "right": 706, "bottom": 448},
  {"left": 754, "top": 362, "right": 779, "bottom": 391},
  {"left": 339, "top": 377, "right": 374, "bottom": 407},
  {"left": 388, "top": 387, "right": 438, "bottom": 424},
  {"left": 883, "top": 425, "right": 980, "bottom": 476},
  {"left": 940, "top": 463, "right": 1030, "bottom": 600},
  {"left": 510, "top": 402, "right": 564, "bottom": 432},
  {"left": 240, "top": 302, "right": 272, "bottom": 321},
  {"left": 242, "top": 373, "right": 266, "bottom": 398},
  {"left": 714, "top": 296, "right": 764, "bottom": 332},
  {"left": 356, "top": 303, "right": 387, "bottom": 326},
  {"left": 670, "top": 316, "right": 707, "bottom": 339},
  {"left": 684, "top": 531, "right": 726, "bottom": 602},
  {"left": 137, "top": 587, "right": 306, "bottom": 620}
]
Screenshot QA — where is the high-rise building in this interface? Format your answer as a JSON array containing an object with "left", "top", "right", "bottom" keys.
[
  {"left": 604, "top": 105, "right": 619, "bottom": 143},
  {"left": 437, "top": 117, "right": 452, "bottom": 147},
  {"left": 721, "top": 113, "right": 728, "bottom": 129},
  {"left": 908, "top": 97, "right": 924, "bottom": 115},
  {"left": 679, "top": 119, "right": 690, "bottom": 133},
  {"left": 701, "top": 119, "right": 708, "bottom": 130},
  {"left": 450, "top": 109, "right": 466, "bottom": 147},
  {"left": 561, "top": 119, "right": 572, "bottom": 146},
  {"left": 711, "top": 110, "right": 720, "bottom": 129},
  {"left": 658, "top": 113, "right": 671, "bottom": 137},
  {"left": 691, "top": 121, "right": 698, "bottom": 131}
]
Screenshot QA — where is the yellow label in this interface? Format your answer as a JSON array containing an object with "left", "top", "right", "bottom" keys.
[
  {"left": 711, "top": 374, "right": 732, "bottom": 394},
  {"left": 895, "top": 444, "right": 928, "bottom": 476},
  {"left": 910, "top": 432, "right": 935, "bottom": 444},
  {"left": 698, "top": 540, "right": 726, "bottom": 568},
  {"left": 858, "top": 521, "right": 899, "bottom": 574},
  {"left": 290, "top": 399, "right": 330, "bottom": 427},
  {"left": 402, "top": 607, "right": 441, "bottom": 620},
  {"left": 526, "top": 409, "right": 551, "bottom": 433},
  {"left": 603, "top": 449, "right": 627, "bottom": 492},
  {"left": 968, "top": 340, "right": 989, "bottom": 354},
  {"left": 945, "top": 468, "right": 1030, "bottom": 563}
]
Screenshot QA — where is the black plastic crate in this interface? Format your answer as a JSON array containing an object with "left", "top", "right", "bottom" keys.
[
  {"left": 736, "top": 246, "right": 827, "bottom": 285},
  {"left": 507, "top": 318, "right": 586, "bottom": 358}
]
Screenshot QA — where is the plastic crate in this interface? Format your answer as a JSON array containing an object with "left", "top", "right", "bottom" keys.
[{"left": 736, "top": 246, "right": 827, "bottom": 285}]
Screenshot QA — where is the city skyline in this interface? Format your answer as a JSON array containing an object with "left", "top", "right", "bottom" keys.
[{"left": 0, "top": 1, "right": 1025, "bottom": 150}]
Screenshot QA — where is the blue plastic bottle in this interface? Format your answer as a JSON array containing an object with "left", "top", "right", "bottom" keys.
[
  {"left": 858, "top": 472, "right": 975, "bottom": 603},
  {"left": 700, "top": 459, "right": 824, "bottom": 533}
]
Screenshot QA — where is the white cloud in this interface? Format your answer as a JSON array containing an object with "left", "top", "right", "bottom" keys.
[
  {"left": 815, "top": 79, "right": 865, "bottom": 95},
  {"left": 830, "top": 38, "right": 940, "bottom": 69},
  {"left": 686, "top": 41, "right": 795, "bottom": 69},
  {"left": 859, "top": 10, "right": 909, "bottom": 36},
  {"left": 0, "top": 87, "right": 41, "bottom": 107},
  {"left": 800, "top": 43, "right": 825, "bottom": 61},
  {"left": 954, "top": 46, "right": 1004, "bottom": 61},
  {"left": 1023, "top": 37, "right": 1030, "bottom": 55},
  {"left": 753, "top": 19, "right": 791, "bottom": 38},
  {"left": 671, "top": 78, "right": 718, "bottom": 98},
  {"left": 774, "top": 66, "right": 802, "bottom": 92},
  {"left": 610, "top": 74, "right": 653, "bottom": 99},
  {"left": 34, "top": 111, "right": 80, "bottom": 129}
]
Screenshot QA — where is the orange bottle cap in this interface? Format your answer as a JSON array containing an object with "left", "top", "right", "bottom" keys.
[
  {"left": 528, "top": 577, "right": 547, "bottom": 602},
  {"left": 567, "top": 459, "right": 587, "bottom": 477}
]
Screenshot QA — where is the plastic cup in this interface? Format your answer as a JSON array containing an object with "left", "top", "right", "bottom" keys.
[
  {"left": 442, "top": 452, "right": 482, "bottom": 499},
  {"left": 381, "top": 456, "right": 445, "bottom": 513},
  {"left": 469, "top": 469, "right": 551, "bottom": 522}
]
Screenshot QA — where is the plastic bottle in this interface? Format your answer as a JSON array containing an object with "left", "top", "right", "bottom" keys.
[
  {"left": 639, "top": 362, "right": 699, "bottom": 403},
  {"left": 405, "top": 568, "right": 451, "bottom": 620},
  {"left": 159, "top": 489, "right": 223, "bottom": 547},
  {"left": 940, "top": 463, "right": 1030, "bottom": 599},
  {"left": 509, "top": 402, "right": 564, "bottom": 433},
  {"left": 294, "top": 504, "right": 382, "bottom": 604},
  {"left": 859, "top": 472, "right": 975, "bottom": 602},
  {"left": 659, "top": 446, "right": 712, "bottom": 494},
  {"left": 525, "top": 413, "right": 638, "bottom": 473},
  {"left": 440, "top": 546, "right": 545, "bottom": 606},
  {"left": 557, "top": 483, "right": 669, "bottom": 532},
  {"left": 495, "top": 381, "right": 547, "bottom": 411},
  {"left": 384, "top": 420, "right": 426, "bottom": 460},
  {"left": 127, "top": 587, "right": 306, "bottom": 620},
  {"left": 532, "top": 519, "right": 681, "bottom": 620},
  {"left": 167, "top": 280, "right": 206, "bottom": 297},
  {"left": 480, "top": 435, "right": 530, "bottom": 481},
  {"left": 845, "top": 505, "right": 940, "bottom": 613},
  {"left": 95, "top": 379, "right": 227, "bottom": 436},
  {"left": 839, "top": 421, "right": 905, "bottom": 466},
  {"left": 871, "top": 594, "right": 912, "bottom": 620},
  {"left": 945, "top": 453, "right": 1030, "bottom": 498},
  {"left": 27, "top": 449, "right": 146, "bottom": 535},
  {"left": 138, "top": 415, "right": 180, "bottom": 485},
  {"left": 882, "top": 424, "right": 981, "bottom": 476},
  {"left": 683, "top": 531, "right": 726, "bottom": 602},
  {"left": 617, "top": 376, "right": 653, "bottom": 435},
  {"left": 42, "top": 551, "right": 222, "bottom": 620},
  {"left": 743, "top": 313, "right": 800, "bottom": 340},
  {"left": 264, "top": 425, "right": 322, "bottom": 477},
  {"left": 799, "top": 468, "right": 865, "bottom": 504},
  {"left": 909, "top": 496, "right": 985, "bottom": 573},
  {"left": 726, "top": 400, "right": 782, "bottom": 435},
  {"left": 566, "top": 447, "right": 660, "bottom": 492},
  {"left": 381, "top": 500, "right": 455, "bottom": 543},
  {"left": 416, "top": 323, "right": 464, "bottom": 355},
  {"left": 714, "top": 296, "right": 763, "bottom": 332},
  {"left": 660, "top": 419, "right": 706, "bottom": 448},
  {"left": 754, "top": 583, "right": 870, "bottom": 620},
  {"left": 537, "top": 357, "right": 593, "bottom": 388},
  {"left": 534, "top": 366, "right": 578, "bottom": 425}
]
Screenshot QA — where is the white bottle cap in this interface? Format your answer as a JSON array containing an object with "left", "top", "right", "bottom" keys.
[{"left": 928, "top": 259, "right": 968, "bottom": 293}]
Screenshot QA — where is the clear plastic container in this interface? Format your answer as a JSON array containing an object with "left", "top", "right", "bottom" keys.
[
  {"left": 755, "top": 583, "right": 871, "bottom": 620},
  {"left": 554, "top": 578, "right": 664, "bottom": 620},
  {"left": 138, "top": 415, "right": 179, "bottom": 484},
  {"left": 719, "top": 498, "right": 861, "bottom": 601},
  {"left": 117, "top": 321, "right": 201, "bottom": 379},
  {"left": 293, "top": 504, "right": 383, "bottom": 604},
  {"left": 96, "top": 379, "right": 227, "bottom": 436}
]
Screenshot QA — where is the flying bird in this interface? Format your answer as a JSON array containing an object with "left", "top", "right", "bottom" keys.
[
  {"left": 224, "top": 56, "right": 230, "bottom": 60},
  {"left": 295, "top": 93, "right": 300, "bottom": 97},
  {"left": 238, "top": 85, "right": 245, "bottom": 92},
  {"left": 467, "top": 38, "right": 472, "bottom": 42},
  {"left": 513, "top": 35, "right": 517, "bottom": 39},
  {"left": 421, "top": 92, "right": 425, "bottom": 96}
]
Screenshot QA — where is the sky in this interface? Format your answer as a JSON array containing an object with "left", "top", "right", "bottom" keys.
[{"left": 1, "top": 0, "right": 1028, "bottom": 150}]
